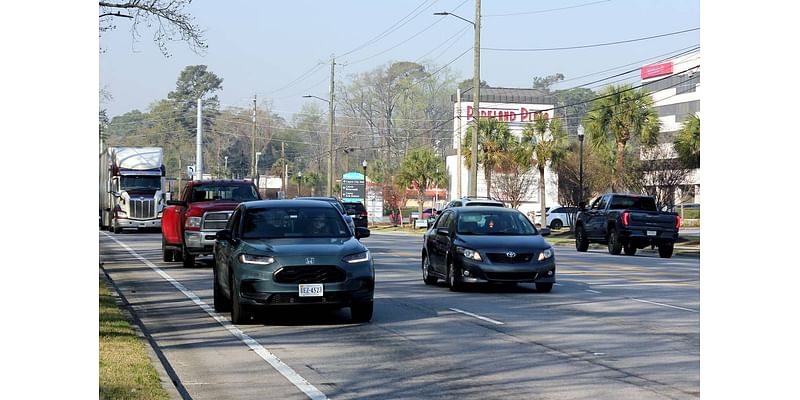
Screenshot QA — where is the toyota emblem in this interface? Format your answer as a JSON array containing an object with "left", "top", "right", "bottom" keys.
[
  {"left": 305, "top": 257, "right": 315, "bottom": 265},
  {"left": 506, "top": 251, "right": 516, "bottom": 258}
]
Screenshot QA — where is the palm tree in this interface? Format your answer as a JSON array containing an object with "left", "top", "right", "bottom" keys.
[
  {"left": 674, "top": 114, "right": 700, "bottom": 168},
  {"left": 584, "top": 84, "right": 661, "bottom": 192},
  {"left": 521, "top": 114, "right": 568, "bottom": 227},
  {"left": 462, "top": 118, "right": 513, "bottom": 196},
  {"left": 396, "top": 148, "right": 449, "bottom": 216}
]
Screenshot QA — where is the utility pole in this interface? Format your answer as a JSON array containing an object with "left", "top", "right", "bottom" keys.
[
  {"left": 470, "top": 0, "right": 481, "bottom": 197},
  {"left": 251, "top": 95, "right": 257, "bottom": 178},
  {"left": 281, "top": 141, "right": 286, "bottom": 193},
  {"left": 196, "top": 97, "right": 203, "bottom": 180},
  {"left": 456, "top": 89, "right": 462, "bottom": 199},
  {"left": 327, "top": 56, "right": 336, "bottom": 197}
]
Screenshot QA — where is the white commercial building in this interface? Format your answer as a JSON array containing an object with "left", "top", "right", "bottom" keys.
[
  {"left": 445, "top": 87, "right": 560, "bottom": 216},
  {"left": 640, "top": 50, "right": 701, "bottom": 204}
]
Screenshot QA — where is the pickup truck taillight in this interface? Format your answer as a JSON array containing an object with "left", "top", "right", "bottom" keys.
[
  {"left": 621, "top": 211, "right": 630, "bottom": 226},
  {"left": 676, "top": 215, "right": 682, "bottom": 229},
  {"left": 360, "top": 211, "right": 368, "bottom": 217}
]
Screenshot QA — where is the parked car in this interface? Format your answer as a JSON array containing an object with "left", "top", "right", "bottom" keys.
[
  {"left": 421, "top": 206, "right": 555, "bottom": 292},
  {"left": 295, "top": 196, "right": 356, "bottom": 234},
  {"left": 161, "top": 180, "right": 260, "bottom": 267},
  {"left": 575, "top": 193, "right": 680, "bottom": 258},
  {"left": 213, "top": 200, "right": 374, "bottom": 324},
  {"left": 540, "top": 206, "right": 579, "bottom": 229},
  {"left": 443, "top": 197, "right": 505, "bottom": 210},
  {"left": 342, "top": 201, "right": 368, "bottom": 228}
]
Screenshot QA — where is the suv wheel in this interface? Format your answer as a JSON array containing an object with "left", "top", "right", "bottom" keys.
[
  {"left": 550, "top": 219, "right": 563, "bottom": 229},
  {"left": 576, "top": 226, "right": 589, "bottom": 252}
]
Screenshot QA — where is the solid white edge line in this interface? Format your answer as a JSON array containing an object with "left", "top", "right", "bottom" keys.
[
  {"left": 585, "top": 289, "right": 602, "bottom": 294},
  {"left": 630, "top": 297, "right": 699, "bottom": 313},
  {"left": 449, "top": 308, "right": 505, "bottom": 325},
  {"left": 102, "top": 232, "right": 328, "bottom": 400}
]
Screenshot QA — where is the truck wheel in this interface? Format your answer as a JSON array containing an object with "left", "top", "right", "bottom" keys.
[
  {"left": 658, "top": 243, "right": 674, "bottom": 258},
  {"left": 575, "top": 226, "right": 589, "bottom": 252},
  {"left": 607, "top": 228, "right": 622, "bottom": 255},
  {"left": 182, "top": 245, "right": 196, "bottom": 268},
  {"left": 623, "top": 243, "right": 637, "bottom": 256},
  {"left": 113, "top": 223, "right": 122, "bottom": 234},
  {"left": 550, "top": 219, "right": 563, "bottom": 229}
]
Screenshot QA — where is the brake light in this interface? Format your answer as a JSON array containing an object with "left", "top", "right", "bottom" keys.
[
  {"left": 676, "top": 215, "right": 682, "bottom": 229},
  {"left": 360, "top": 211, "right": 368, "bottom": 217},
  {"left": 621, "top": 211, "right": 630, "bottom": 226}
]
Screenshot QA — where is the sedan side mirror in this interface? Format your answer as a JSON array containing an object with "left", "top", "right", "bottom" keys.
[
  {"left": 436, "top": 227, "right": 450, "bottom": 236},
  {"left": 539, "top": 227, "right": 551, "bottom": 236},
  {"left": 216, "top": 229, "right": 232, "bottom": 242},
  {"left": 578, "top": 201, "right": 587, "bottom": 211},
  {"left": 355, "top": 227, "right": 370, "bottom": 239}
]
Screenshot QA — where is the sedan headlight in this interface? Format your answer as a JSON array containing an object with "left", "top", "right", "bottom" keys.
[
  {"left": 538, "top": 247, "right": 554, "bottom": 261},
  {"left": 239, "top": 254, "right": 275, "bottom": 265},
  {"left": 343, "top": 250, "right": 370, "bottom": 264},
  {"left": 456, "top": 246, "right": 482, "bottom": 261}
]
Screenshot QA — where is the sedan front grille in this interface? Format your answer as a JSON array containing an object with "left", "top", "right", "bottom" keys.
[
  {"left": 486, "top": 253, "right": 533, "bottom": 264},
  {"left": 129, "top": 198, "right": 156, "bottom": 219},
  {"left": 273, "top": 265, "right": 346, "bottom": 284},
  {"left": 202, "top": 211, "right": 232, "bottom": 231},
  {"left": 484, "top": 271, "right": 539, "bottom": 282}
]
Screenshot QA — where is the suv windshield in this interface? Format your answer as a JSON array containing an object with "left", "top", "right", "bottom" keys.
[
  {"left": 456, "top": 211, "right": 538, "bottom": 235},
  {"left": 242, "top": 207, "right": 350, "bottom": 239}
]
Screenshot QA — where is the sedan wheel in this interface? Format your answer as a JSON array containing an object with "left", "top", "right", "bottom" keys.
[
  {"left": 422, "top": 255, "right": 438, "bottom": 285},
  {"left": 447, "top": 260, "right": 462, "bottom": 292}
]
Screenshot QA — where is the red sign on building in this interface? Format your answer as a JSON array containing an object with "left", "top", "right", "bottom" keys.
[{"left": 641, "top": 62, "right": 674, "bottom": 80}]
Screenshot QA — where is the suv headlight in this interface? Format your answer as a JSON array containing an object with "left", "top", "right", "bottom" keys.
[
  {"left": 456, "top": 246, "right": 482, "bottom": 261},
  {"left": 343, "top": 251, "right": 370, "bottom": 264},
  {"left": 538, "top": 247, "right": 553, "bottom": 261},
  {"left": 239, "top": 254, "right": 275, "bottom": 265}
]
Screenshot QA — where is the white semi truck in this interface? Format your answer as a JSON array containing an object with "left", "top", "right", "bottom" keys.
[{"left": 100, "top": 147, "right": 167, "bottom": 233}]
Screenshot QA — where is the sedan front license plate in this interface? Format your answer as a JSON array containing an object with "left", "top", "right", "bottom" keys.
[
  {"left": 298, "top": 284, "right": 324, "bottom": 297},
  {"left": 647, "top": 230, "right": 657, "bottom": 236}
]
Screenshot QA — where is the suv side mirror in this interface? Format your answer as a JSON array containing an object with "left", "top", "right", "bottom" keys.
[
  {"left": 355, "top": 227, "right": 370, "bottom": 239},
  {"left": 539, "top": 227, "right": 551, "bottom": 236},
  {"left": 578, "top": 201, "right": 587, "bottom": 211},
  {"left": 216, "top": 229, "right": 232, "bottom": 242}
]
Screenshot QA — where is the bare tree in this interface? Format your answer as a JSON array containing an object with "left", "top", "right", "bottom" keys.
[
  {"left": 99, "top": 1, "right": 207, "bottom": 57},
  {"left": 491, "top": 164, "right": 536, "bottom": 209},
  {"left": 637, "top": 144, "right": 694, "bottom": 210}
]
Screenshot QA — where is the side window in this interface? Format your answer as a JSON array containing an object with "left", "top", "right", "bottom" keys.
[
  {"left": 181, "top": 184, "right": 191, "bottom": 202},
  {"left": 436, "top": 212, "right": 451, "bottom": 229},
  {"left": 596, "top": 195, "right": 610, "bottom": 211},
  {"left": 446, "top": 212, "right": 456, "bottom": 232},
  {"left": 227, "top": 208, "right": 242, "bottom": 237}
]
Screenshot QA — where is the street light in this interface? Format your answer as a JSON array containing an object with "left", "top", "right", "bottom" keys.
[
  {"left": 577, "top": 124, "right": 585, "bottom": 204},
  {"left": 436, "top": 2, "right": 480, "bottom": 197},
  {"left": 362, "top": 160, "right": 368, "bottom": 227},
  {"left": 303, "top": 94, "right": 334, "bottom": 197}
]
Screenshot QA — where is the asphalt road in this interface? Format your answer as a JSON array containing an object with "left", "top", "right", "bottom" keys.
[{"left": 99, "top": 230, "right": 699, "bottom": 400}]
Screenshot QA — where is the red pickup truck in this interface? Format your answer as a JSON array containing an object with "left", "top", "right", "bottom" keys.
[{"left": 161, "top": 180, "right": 260, "bottom": 267}]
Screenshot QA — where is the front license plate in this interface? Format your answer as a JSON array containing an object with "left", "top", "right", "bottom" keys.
[
  {"left": 298, "top": 284, "right": 324, "bottom": 297},
  {"left": 647, "top": 230, "right": 657, "bottom": 236}
]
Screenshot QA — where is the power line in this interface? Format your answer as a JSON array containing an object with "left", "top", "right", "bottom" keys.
[
  {"left": 483, "top": 27, "right": 699, "bottom": 52},
  {"left": 483, "top": 0, "right": 611, "bottom": 17}
]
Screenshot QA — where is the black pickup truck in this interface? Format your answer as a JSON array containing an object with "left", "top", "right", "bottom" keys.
[{"left": 575, "top": 193, "right": 681, "bottom": 258}]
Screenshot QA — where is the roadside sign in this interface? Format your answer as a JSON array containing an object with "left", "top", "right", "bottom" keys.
[{"left": 187, "top": 165, "right": 195, "bottom": 178}]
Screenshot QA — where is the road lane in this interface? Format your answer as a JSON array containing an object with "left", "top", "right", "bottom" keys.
[{"left": 100, "top": 231, "right": 699, "bottom": 399}]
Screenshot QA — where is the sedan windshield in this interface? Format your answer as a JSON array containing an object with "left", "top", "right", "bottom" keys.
[
  {"left": 242, "top": 207, "right": 351, "bottom": 239},
  {"left": 457, "top": 211, "right": 538, "bottom": 235}
]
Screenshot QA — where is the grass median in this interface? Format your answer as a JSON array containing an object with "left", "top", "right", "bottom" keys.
[{"left": 99, "top": 277, "right": 169, "bottom": 400}]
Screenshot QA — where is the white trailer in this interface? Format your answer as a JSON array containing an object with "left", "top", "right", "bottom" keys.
[{"left": 100, "top": 147, "right": 166, "bottom": 233}]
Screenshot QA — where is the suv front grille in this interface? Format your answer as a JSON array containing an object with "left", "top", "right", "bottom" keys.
[
  {"left": 202, "top": 211, "right": 232, "bottom": 231},
  {"left": 273, "top": 265, "right": 346, "bottom": 284}
]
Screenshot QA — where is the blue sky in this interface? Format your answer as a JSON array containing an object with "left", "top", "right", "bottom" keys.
[{"left": 99, "top": 0, "right": 700, "bottom": 118}]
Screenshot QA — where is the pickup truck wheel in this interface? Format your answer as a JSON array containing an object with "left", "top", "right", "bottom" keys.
[
  {"left": 550, "top": 219, "right": 563, "bottom": 230},
  {"left": 607, "top": 228, "right": 622, "bottom": 255},
  {"left": 162, "top": 245, "right": 173, "bottom": 262},
  {"left": 575, "top": 226, "right": 589, "bottom": 252},
  {"left": 422, "top": 254, "right": 438, "bottom": 285},
  {"left": 182, "top": 245, "right": 196, "bottom": 268},
  {"left": 658, "top": 243, "right": 674, "bottom": 258},
  {"left": 623, "top": 243, "right": 637, "bottom": 256}
]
